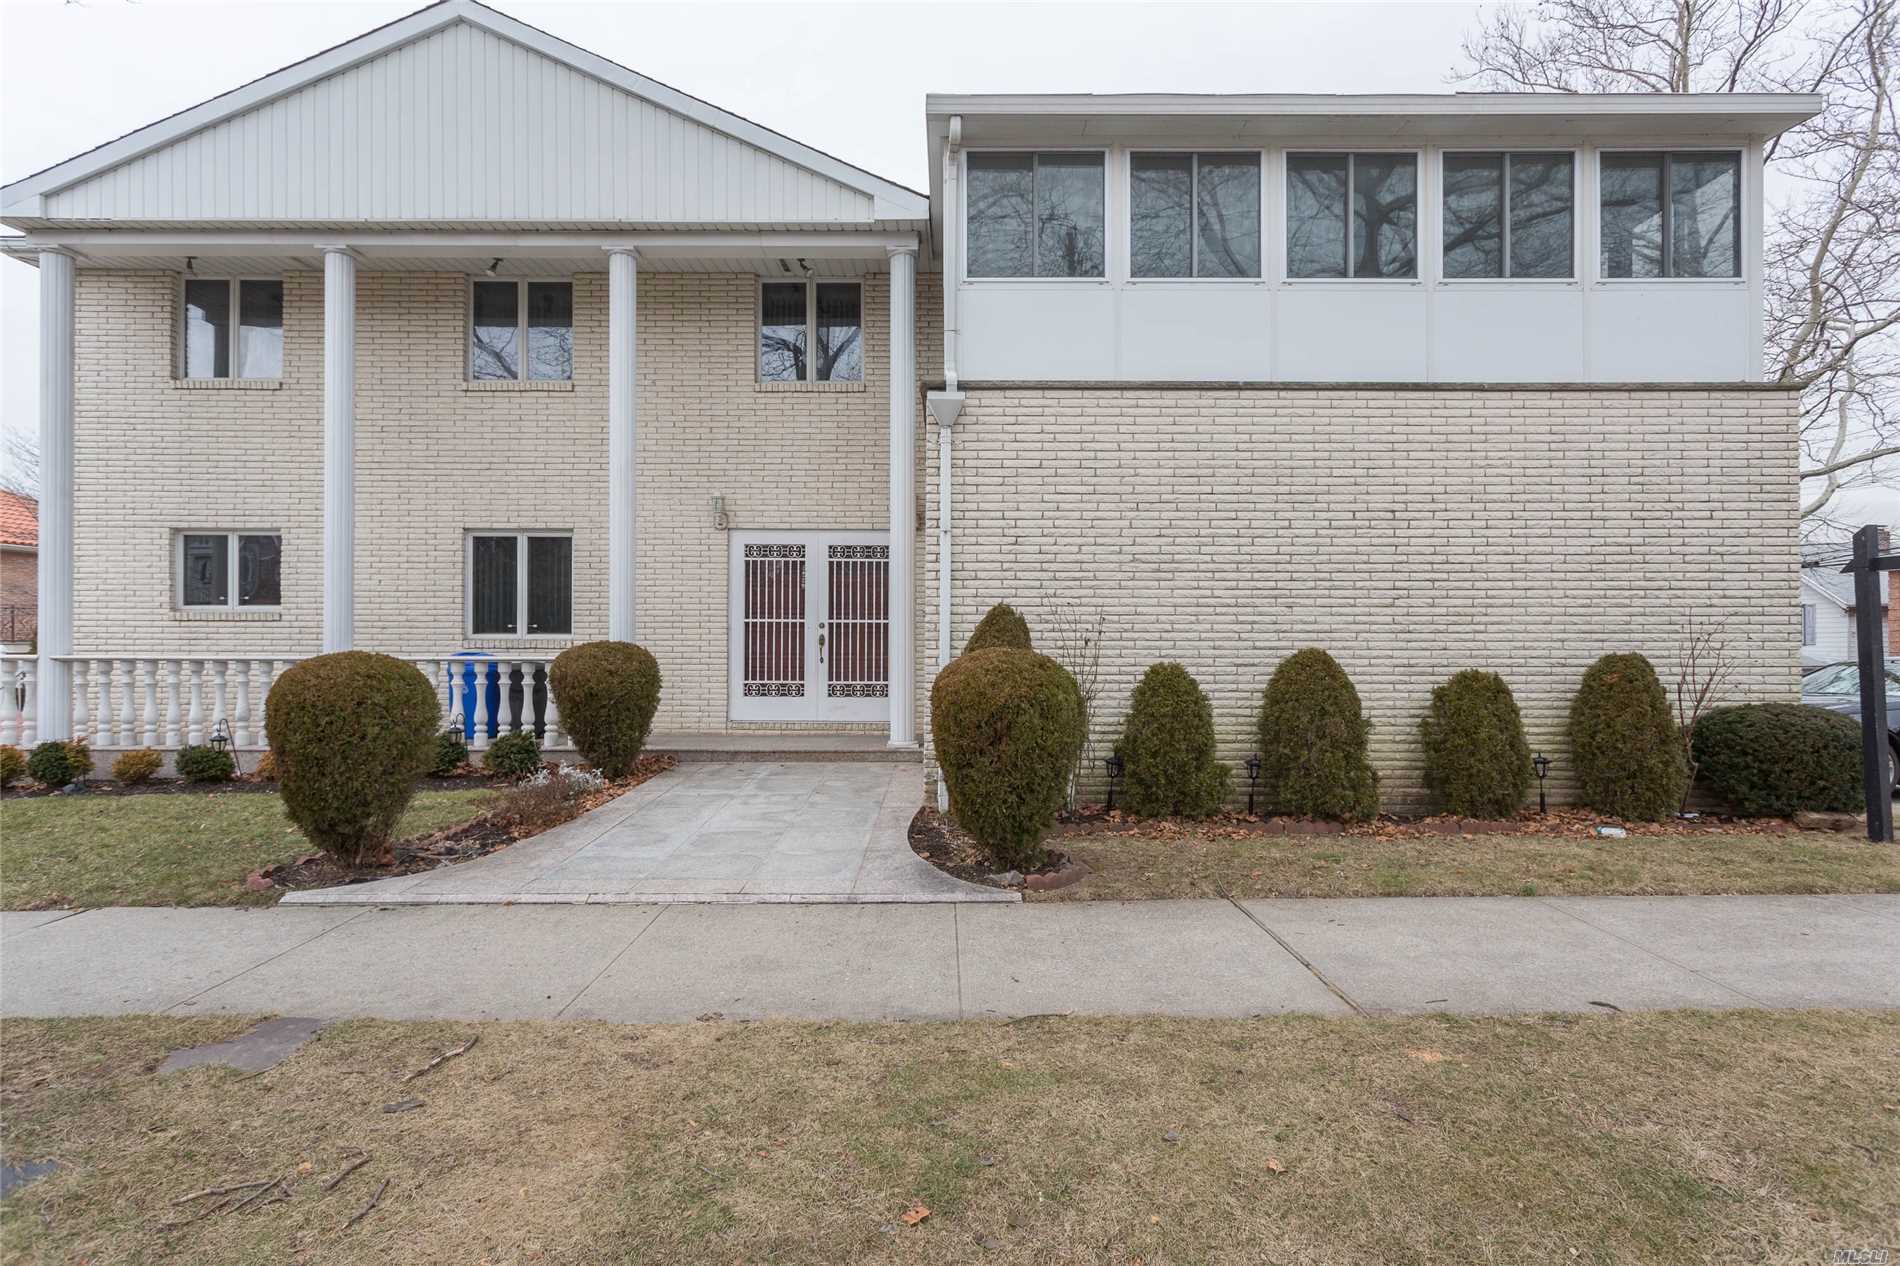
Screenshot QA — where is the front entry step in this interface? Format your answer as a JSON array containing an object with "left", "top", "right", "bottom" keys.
[{"left": 647, "top": 732, "right": 917, "bottom": 764}]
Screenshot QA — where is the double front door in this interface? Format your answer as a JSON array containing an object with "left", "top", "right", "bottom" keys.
[{"left": 728, "top": 531, "right": 890, "bottom": 722}]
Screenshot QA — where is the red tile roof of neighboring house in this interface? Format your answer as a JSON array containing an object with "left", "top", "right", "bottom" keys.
[{"left": 0, "top": 490, "right": 37, "bottom": 549}]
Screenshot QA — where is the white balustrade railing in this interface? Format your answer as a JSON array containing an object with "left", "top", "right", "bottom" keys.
[{"left": 0, "top": 654, "right": 568, "bottom": 752}]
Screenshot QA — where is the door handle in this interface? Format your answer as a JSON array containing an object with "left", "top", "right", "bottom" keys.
[{"left": 817, "top": 625, "right": 826, "bottom": 663}]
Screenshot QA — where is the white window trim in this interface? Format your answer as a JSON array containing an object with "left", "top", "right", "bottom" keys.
[
  {"left": 1435, "top": 149, "right": 1580, "bottom": 284},
  {"left": 177, "top": 276, "right": 284, "bottom": 381},
  {"left": 1594, "top": 147, "right": 1747, "bottom": 284},
  {"left": 467, "top": 277, "right": 576, "bottom": 382},
  {"left": 1283, "top": 149, "right": 1426, "bottom": 284},
  {"left": 1124, "top": 149, "right": 1266, "bottom": 284},
  {"left": 173, "top": 529, "right": 282, "bottom": 612},
  {"left": 464, "top": 530, "right": 574, "bottom": 639},
  {"left": 960, "top": 147, "right": 1112, "bottom": 284},
  {"left": 755, "top": 278, "right": 866, "bottom": 384}
]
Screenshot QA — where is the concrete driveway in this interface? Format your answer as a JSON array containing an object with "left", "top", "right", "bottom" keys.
[{"left": 281, "top": 760, "right": 1011, "bottom": 906}]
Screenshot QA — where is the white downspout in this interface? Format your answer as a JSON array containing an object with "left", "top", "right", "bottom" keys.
[{"left": 927, "top": 116, "right": 966, "bottom": 811}]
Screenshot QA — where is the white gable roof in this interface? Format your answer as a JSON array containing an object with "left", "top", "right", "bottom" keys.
[{"left": 1, "top": 0, "right": 925, "bottom": 229}]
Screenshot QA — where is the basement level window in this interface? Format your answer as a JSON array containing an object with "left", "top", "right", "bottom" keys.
[
  {"left": 177, "top": 532, "right": 281, "bottom": 610},
  {"left": 182, "top": 279, "right": 283, "bottom": 379}
]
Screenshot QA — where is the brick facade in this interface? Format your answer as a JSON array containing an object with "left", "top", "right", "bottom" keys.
[
  {"left": 921, "top": 386, "right": 1803, "bottom": 811},
  {"left": 70, "top": 267, "right": 939, "bottom": 734}
]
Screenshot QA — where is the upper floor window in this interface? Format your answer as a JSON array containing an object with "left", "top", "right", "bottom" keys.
[
  {"left": 183, "top": 279, "right": 283, "bottom": 379},
  {"left": 1600, "top": 152, "right": 1741, "bottom": 279},
  {"left": 177, "top": 531, "right": 281, "bottom": 610},
  {"left": 1130, "top": 153, "right": 1262, "bottom": 279},
  {"left": 1286, "top": 153, "right": 1417, "bottom": 279},
  {"left": 1442, "top": 153, "right": 1574, "bottom": 279},
  {"left": 966, "top": 152, "right": 1105, "bottom": 278},
  {"left": 470, "top": 279, "right": 573, "bottom": 380},
  {"left": 759, "top": 281, "right": 863, "bottom": 382},
  {"left": 469, "top": 531, "right": 572, "bottom": 636}
]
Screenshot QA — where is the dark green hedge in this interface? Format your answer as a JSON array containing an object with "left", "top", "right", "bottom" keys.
[
  {"left": 1119, "top": 662, "right": 1230, "bottom": 818},
  {"left": 431, "top": 728, "right": 470, "bottom": 778},
  {"left": 1419, "top": 670, "right": 1533, "bottom": 818},
  {"left": 1691, "top": 702, "right": 1864, "bottom": 816},
  {"left": 175, "top": 744, "right": 235, "bottom": 783},
  {"left": 485, "top": 731, "right": 542, "bottom": 778},
  {"left": 549, "top": 641, "right": 661, "bottom": 778},
  {"left": 963, "top": 603, "right": 1032, "bottom": 655},
  {"left": 1566, "top": 653, "right": 1687, "bottom": 821},
  {"left": 1256, "top": 649, "right": 1379, "bottom": 821},
  {"left": 931, "top": 647, "right": 1085, "bottom": 871},
  {"left": 265, "top": 651, "right": 439, "bottom": 865}
]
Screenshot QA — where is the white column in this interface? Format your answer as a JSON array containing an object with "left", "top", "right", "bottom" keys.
[
  {"left": 320, "top": 246, "right": 358, "bottom": 653},
  {"left": 606, "top": 248, "right": 639, "bottom": 642},
  {"left": 886, "top": 244, "right": 918, "bottom": 747},
  {"left": 36, "top": 249, "right": 76, "bottom": 740}
]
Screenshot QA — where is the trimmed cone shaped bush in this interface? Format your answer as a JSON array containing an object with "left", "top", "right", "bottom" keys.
[
  {"left": 963, "top": 603, "right": 1032, "bottom": 655},
  {"left": 549, "top": 641, "right": 661, "bottom": 778},
  {"left": 932, "top": 647, "right": 1085, "bottom": 871},
  {"left": 1119, "top": 662, "right": 1230, "bottom": 818},
  {"left": 1419, "top": 670, "right": 1533, "bottom": 818},
  {"left": 1566, "top": 652, "right": 1688, "bottom": 821},
  {"left": 266, "top": 651, "right": 439, "bottom": 865},
  {"left": 1256, "top": 649, "right": 1379, "bottom": 820},
  {"left": 1691, "top": 702, "right": 1863, "bottom": 816}
]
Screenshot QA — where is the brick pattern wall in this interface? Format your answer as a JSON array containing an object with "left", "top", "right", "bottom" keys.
[
  {"left": 921, "top": 387, "right": 1802, "bottom": 811},
  {"left": 71, "top": 267, "right": 940, "bottom": 734}
]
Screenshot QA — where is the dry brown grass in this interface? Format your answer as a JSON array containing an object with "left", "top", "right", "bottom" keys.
[
  {"left": 1034, "top": 830, "right": 1900, "bottom": 901},
  {"left": 2, "top": 1010, "right": 1896, "bottom": 1264}
]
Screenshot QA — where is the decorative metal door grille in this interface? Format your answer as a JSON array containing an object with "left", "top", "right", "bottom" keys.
[
  {"left": 742, "top": 543, "right": 806, "bottom": 697},
  {"left": 825, "top": 544, "right": 890, "bottom": 698}
]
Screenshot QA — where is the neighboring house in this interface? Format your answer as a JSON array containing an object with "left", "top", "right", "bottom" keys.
[
  {"left": 0, "top": 0, "right": 1817, "bottom": 806},
  {"left": 1800, "top": 532, "right": 1894, "bottom": 672},
  {"left": 0, "top": 489, "right": 34, "bottom": 652}
]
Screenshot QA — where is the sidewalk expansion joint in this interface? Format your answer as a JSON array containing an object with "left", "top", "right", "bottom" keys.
[
  {"left": 1224, "top": 896, "right": 1366, "bottom": 1017},
  {"left": 553, "top": 905, "right": 669, "bottom": 1019},
  {"left": 1532, "top": 897, "right": 1771, "bottom": 1008}
]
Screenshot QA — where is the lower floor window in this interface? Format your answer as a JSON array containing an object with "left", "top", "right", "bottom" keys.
[
  {"left": 469, "top": 532, "right": 572, "bottom": 636},
  {"left": 178, "top": 532, "right": 281, "bottom": 609}
]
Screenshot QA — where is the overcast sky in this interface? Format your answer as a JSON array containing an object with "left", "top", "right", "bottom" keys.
[{"left": 1, "top": 0, "right": 1893, "bottom": 527}]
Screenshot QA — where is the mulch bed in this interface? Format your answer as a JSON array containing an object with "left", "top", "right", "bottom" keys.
[
  {"left": 911, "top": 803, "right": 1805, "bottom": 891},
  {"left": 261, "top": 755, "right": 674, "bottom": 894},
  {"left": 1, "top": 772, "right": 516, "bottom": 800}
]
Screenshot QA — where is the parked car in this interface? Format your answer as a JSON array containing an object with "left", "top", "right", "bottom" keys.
[{"left": 1800, "top": 661, "right": 1900, "bottom": 786}]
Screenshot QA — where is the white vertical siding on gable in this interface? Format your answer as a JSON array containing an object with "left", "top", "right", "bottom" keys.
[{"left": 43, "top": 22, "right": 875, "bottom": 225}]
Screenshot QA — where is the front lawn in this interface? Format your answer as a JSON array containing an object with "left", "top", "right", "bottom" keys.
[
  {"left": 1036, "top": 828, "right": 1900, "bottom": 901},
  {"left": 0, "top": 790, "right": 490, "bottom": 909},
  {"left": 1, "top": 1010, "right": 1894, "bottom": 1263}
]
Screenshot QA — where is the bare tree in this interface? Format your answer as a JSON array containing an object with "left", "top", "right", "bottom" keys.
[
  {"left": 1456, "top": 0, "right": 1900, "bottom": 519},
  {"left": 1673, "top": 613, "right": 1738, "bottom": 808},
  {"left": 0, "top": 429, "right": 38, "bottom": 500},
  {"left": 1042, "top": 602, "right": 1107, "bottom": 808}
]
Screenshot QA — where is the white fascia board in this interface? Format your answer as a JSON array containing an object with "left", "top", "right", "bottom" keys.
[
  {"left": 925, "top": 91, "right": 1824, "bottom": 122},
  {"left": 2, "top": 0, "right": 927, "bottom": 223},
  {"left": 1, "top": 228, "right": 921, "bottom": 260}
]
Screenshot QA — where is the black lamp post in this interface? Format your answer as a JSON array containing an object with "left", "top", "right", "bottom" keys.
[
  {"left": 210, "top": 718, "right": 232, "bottom": 756},
  {"left": 1532, "top": 753, "right": 1552, "bottom": 815},
  {"left": 1104, "top": 752, "right": 1124, "bottom": 812},
  {"left": 1246, "top": 753, "right": 1262, "bottom": 815}
]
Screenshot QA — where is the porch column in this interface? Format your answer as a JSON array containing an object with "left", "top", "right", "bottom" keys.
[
  {"left": 35, "top": 249, "right": 76, "bottom": 740},
  {"left": 886, "top": 243, "right": 918, "bottom": 747},
  {"left": 320, "top": 246, "right": 358, "bottom": 653},
  {"left": 607, "top": 247, "right": 639, "bottom": 642}
]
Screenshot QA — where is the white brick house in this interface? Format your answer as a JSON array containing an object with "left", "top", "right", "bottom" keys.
[{"left": 1, "top": 0, "right": 1818, "bottom": 807}]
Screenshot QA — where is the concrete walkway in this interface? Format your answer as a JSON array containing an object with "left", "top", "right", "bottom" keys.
[
  {"left": 282, "top": 761, "right": 1009, "bottom": 906},
  {"left": 3, "top": 894, "right": 1895, "bottom": 1023}
]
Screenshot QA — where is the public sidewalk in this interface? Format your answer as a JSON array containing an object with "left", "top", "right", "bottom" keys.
[{"left": 2, "top": 894, "right": 1895, "bottom": 1024}]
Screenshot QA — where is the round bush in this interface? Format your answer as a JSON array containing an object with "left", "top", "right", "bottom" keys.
[
  {"left": 26, "top": 741, "right": 76, "bottom": 788},
  {"left": 175, "top": 744, "right": 236, "bottom": 783},
  {"left": 932, "top": 647, "right": 1085, "bottom": 871},
  {"left": 432, "top": 728, "right": 470, "bottom": 778},
  {"left": 61, "top": 740, "right": 95, "bottom": 780},
  {"left": 111, "top": 747, "right": 164, "bottom": 786},
  {"left": 265, "top": 651, "right": 440, "bottom": 865},
  {"left": 1118, "top": 662, "right": 1230, "bottom": 818},
  {"left": 0, "top": 744, "right": 27, "bottom": 789},
  {"left": 1691, "top": 702, "right": 1863, "bottom": 816},
  {"left": 1566, "top": 653, "right": 1687, "bottom": 822},
  {"left": 1256, "top": 649, "right": 1379, "bottom": 821},
  {"left": 548, "top": 641, "right": 661, "bottom": 779},
  {"left": 1419, "top": 670, "right": 1533, "bottom": 818},
  {"left": 963, "top": 603, "right": 1032, "bottom": 655},
  {"left": 485, "top": 730, "right": 543, "bottom": 779}
]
